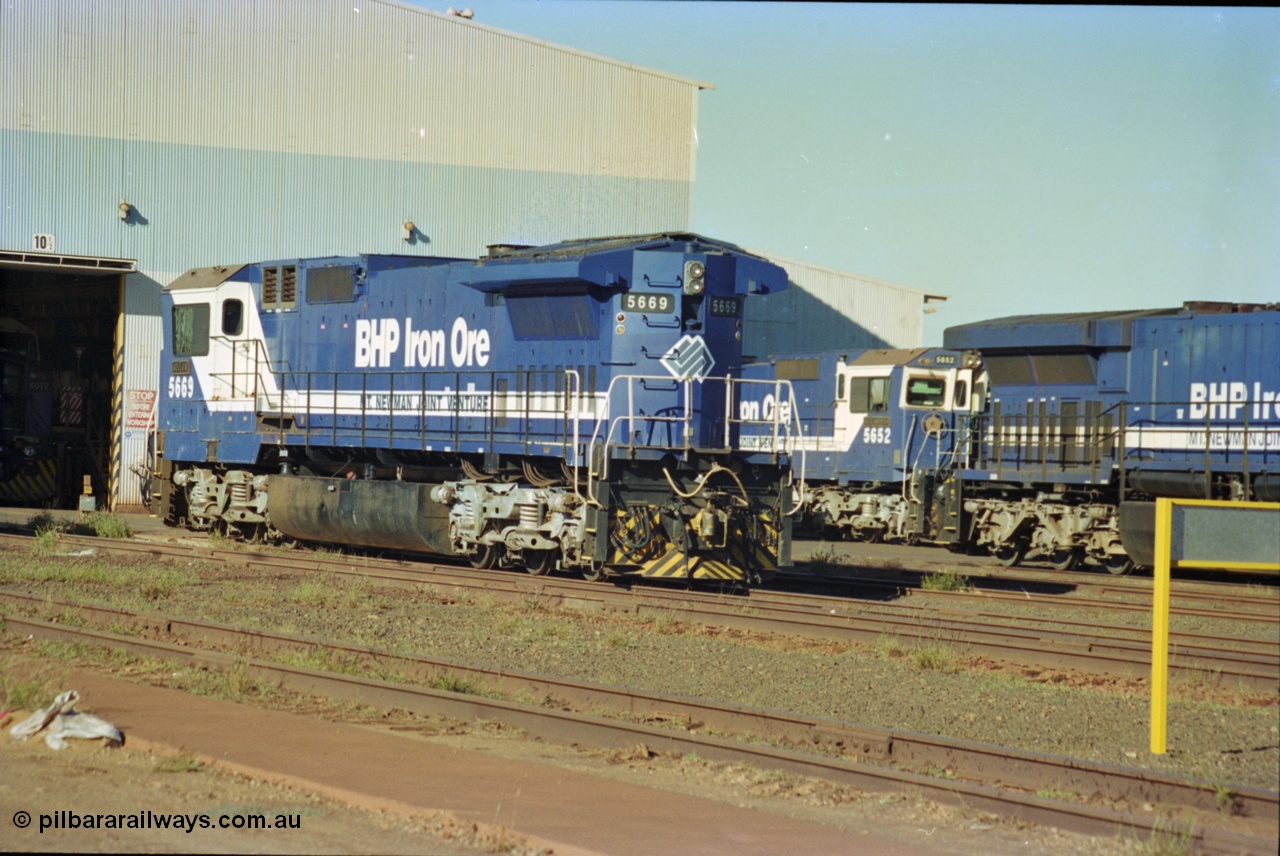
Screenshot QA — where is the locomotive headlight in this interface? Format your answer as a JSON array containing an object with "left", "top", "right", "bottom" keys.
[
  {"left": 23, "top": 444, "right": 36, "bottom": 458},
  {"left": 683, "top": 260, "right": 706, "bottom": 295}
]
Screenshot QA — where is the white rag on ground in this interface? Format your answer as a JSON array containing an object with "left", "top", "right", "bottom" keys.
[{"left": 9, "top": 690, "right": 124, "bottom": 750}]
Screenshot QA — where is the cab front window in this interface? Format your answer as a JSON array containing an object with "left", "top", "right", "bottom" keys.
[
  {"left": 905, "top": 376, "right": 946, "bottom": 407},
  {"left": 173, "top": 304, "right": 210, "bottom": 357}
]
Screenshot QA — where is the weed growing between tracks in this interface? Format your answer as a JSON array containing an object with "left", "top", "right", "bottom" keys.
[
  {"left": 871, "top": 634, "right": 963, "bottom": 672},
  {"left": 1131, "top": 817, "right": 1198, "bottom": 856},
  {"left": 27, "top": 511, "right": 134, "bottom": 541},
  {"left": 920, "top": 569, "right": 975, "bottom": 593},
  {"left": 284, "top": 575, "right": 376, "bottom": 611}
]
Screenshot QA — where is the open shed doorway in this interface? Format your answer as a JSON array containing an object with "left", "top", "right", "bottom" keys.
[{"left": 0, "top": 260, "right": 124, "bottom": 509}]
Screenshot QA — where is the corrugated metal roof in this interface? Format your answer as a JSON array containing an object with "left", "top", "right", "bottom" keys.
[{"left": 374, "top": 0, "right": 714, "bottom": 90}]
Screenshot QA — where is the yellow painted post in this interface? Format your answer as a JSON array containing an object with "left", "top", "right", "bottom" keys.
[{"left": 1150, "top": 497, "right": 1173, "bottom": 755}]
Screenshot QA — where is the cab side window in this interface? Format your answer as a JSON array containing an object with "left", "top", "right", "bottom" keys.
[
  {"left": 222, "top": 299, "right": 243, "bottom": 336},
  {"left": 849, "top": 376, "right": 890, "bottom": 413}
]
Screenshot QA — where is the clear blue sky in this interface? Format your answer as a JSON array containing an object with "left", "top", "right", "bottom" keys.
[{"left": 407, "top": 2, "right": 1279, "bottom": 344}]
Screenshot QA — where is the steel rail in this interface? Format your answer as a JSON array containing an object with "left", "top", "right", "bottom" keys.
[
  {"left": 776, "top": 567, "right": 1280, "bottom": 624},
  {"left": 1, "top": 605, "right": 1273, "bottom": 854},
  {"left": 752, "top": 587, "right": 1280, "bottom": 657},
  {"left": 2, "top": 532, "right": 1276, "bottom": 691},
  {"left": 785, "top": 546, "right": 1280, "bottom": 612}
]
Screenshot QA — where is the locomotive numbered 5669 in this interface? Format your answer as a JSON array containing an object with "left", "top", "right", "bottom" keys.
[{"left": 152, "top": 234, "right": 800, "bottom": 584}]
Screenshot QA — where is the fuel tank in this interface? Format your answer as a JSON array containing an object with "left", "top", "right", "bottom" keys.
[
  {"left": 1253, "top": 474, "right": 1280, "bottom": 503},
  {"left": 1118, "top": 501, "right": 1155, "bottom": 567},
  {"left": 266, "top": 475, "right": 452, "bottom": 554},
  {"left": 1125, "top": 471, "right": 1211, "bottom": 500}
]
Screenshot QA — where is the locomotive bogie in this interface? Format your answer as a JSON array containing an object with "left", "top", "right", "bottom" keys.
[
  {"left": 170, "top": 467, "right": 270, "bottom": 533},
  {"left": 433, "top": 480, "right": 588, "bottom": 572},
  {"left": 964, "top": 496, "right": 1123, "bottom": 569},
  {"left": 805, "top": 486, "right": 910, "bottom": 542}
]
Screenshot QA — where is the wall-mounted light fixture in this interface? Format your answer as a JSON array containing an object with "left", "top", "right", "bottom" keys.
[
  {"left": 402, "top": 220, "right": 415, "bottom": 242},
  {"left": 118, "top": 200, "right": 132, "bottom": 221}
]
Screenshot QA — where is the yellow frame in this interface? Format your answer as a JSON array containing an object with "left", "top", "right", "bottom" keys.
[{"left": 1151, "top": 498, "right": 1280, "bottom": 754}]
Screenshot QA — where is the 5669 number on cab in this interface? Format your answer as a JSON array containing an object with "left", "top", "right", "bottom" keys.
[{"left": 168, "top": 375, "right": 195, "bottom": 398}]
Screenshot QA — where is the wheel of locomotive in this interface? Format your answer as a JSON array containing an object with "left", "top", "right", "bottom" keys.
[
  {"left": 994, "top": 544, "right": 1026, "bottom": 567},
  {"left": 580, "top": 561, "right": 607, "bottom": 582},
  {"left": 1048, "top": 548, "right": 1082, "bottom": 571},
  {"left": 470, "top": 543, "right": 503, "bottom": 570},
  {"left": 1103, "top": 555, "right": 1136, "bottom": 576},
  {"left": 524, "top": 548, "right": 557, "bottom": 576}
]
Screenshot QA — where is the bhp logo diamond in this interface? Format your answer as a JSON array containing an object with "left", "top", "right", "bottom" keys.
[{"left": 661, "top": 335, "right": 715, "bottom": 381}]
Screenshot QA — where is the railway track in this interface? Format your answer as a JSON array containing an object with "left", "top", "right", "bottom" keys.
[
  {"left": 790, "top": 540, "right": 1280, "bottom": 615},
  {"left": 778, "top": 566, "right": 1280, "bottom": 624},
  {"left": 2, "top": 592, "right": 1275, "bottom": 854},
  {"left": 2, "top": 531, "right": 1277, "bottom": 693}
]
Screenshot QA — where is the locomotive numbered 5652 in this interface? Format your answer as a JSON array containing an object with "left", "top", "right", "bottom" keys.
[
  {"left": 152, "top": 234, "right": 800, "bottom": 584},
  {"left": 742, "top": 302, "right": 1279, "bottom": 573}
]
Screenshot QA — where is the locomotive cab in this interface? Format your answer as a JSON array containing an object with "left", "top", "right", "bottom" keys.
[{"left": 742, "top": 347, "right": 984, "bottom": 545}]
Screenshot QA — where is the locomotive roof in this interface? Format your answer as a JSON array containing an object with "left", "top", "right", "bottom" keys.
[
  {"left": 755, "top": 347, "right": 963, "bottom": 367},
  {"left": 166, "top": 234, "right": 779, "bottom": 293},
  {"left": 943, "top": 302, "right": 1272, "bottom": 351},
  {"left": 463, "top": 232, "right": 788, "bottom": 295},
  {"left": 480, "top": 232, "right": 768, "bottom": 263}
]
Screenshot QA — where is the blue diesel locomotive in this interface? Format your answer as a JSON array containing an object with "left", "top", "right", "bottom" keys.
[
  {"left": 946, "top": 301, "right": 1279, "bottom": 570},
  {"left": 743, "top": 302, "right": 1279, "bottom": 572},
  {"left": 152, "top": 233, "right": 799, "bottom": 584}
]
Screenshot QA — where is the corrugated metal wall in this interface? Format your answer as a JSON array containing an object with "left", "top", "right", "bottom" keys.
[
  {"left": 744, "top": 254, "right": 939, "bottom": 360},
  {"left": 1, "top": 0, "right": 705, "bottom": 508}
]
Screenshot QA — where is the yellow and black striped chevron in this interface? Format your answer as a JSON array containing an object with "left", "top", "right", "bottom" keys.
[
  {"left": 607, "top": 505, "right": 666, "bottom": 566},
  {"left": 0, "top": 459, "right": 59, "bottom": 504},
  {"left": 723, "top": 516, "right": 781, "bottom": 577},
  {"left": 607, "top": 505, "right": 781, "bottom": 582}
]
